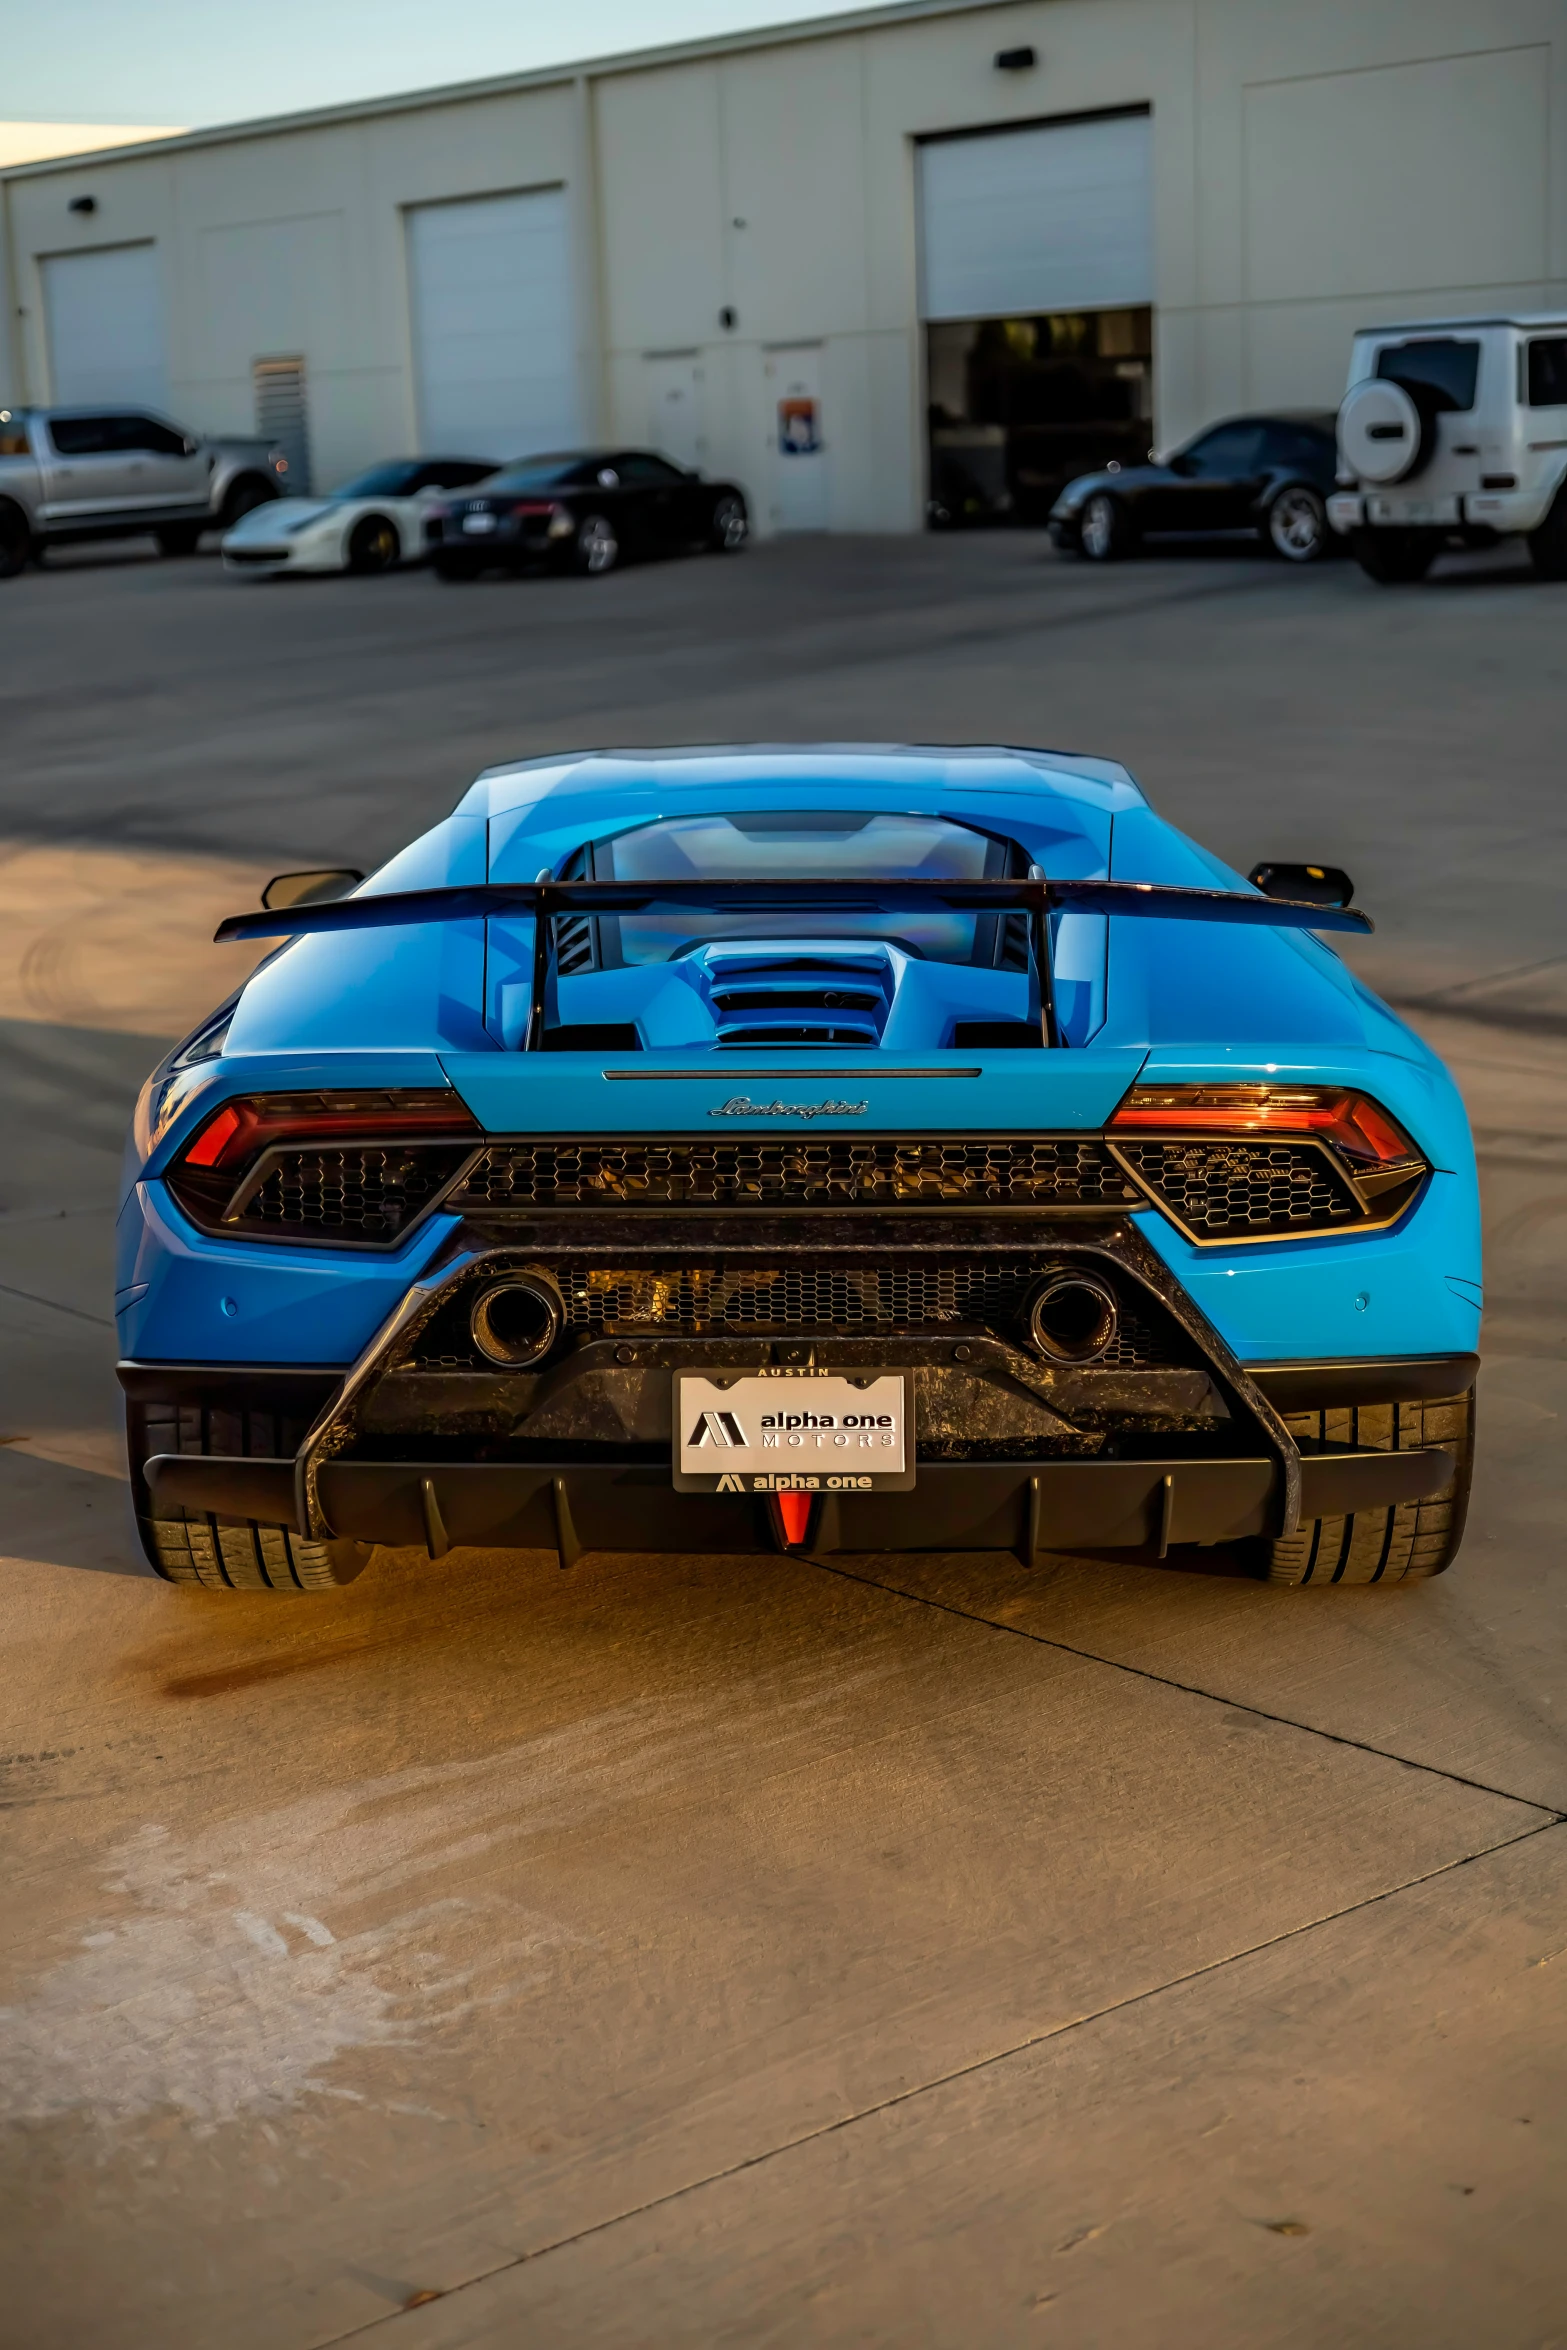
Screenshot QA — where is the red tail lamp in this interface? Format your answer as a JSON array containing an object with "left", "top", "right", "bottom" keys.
[
  {"left": 1109, "top": 1084, "right": 1423, "bottom": 1170},
  {"left": 180, "top": 1089, "right": 480, "bottom": 1176},
  {"left": 774, "top": 1491, "right": 813, "bottom": 1546}
]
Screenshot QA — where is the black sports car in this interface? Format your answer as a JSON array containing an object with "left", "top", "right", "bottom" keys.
[
  {"left": 427, "top": 449, "right": 749, "bottom": 579},
  {"left": 1048, "top": 411, "right": 1339, "bottom": 563}
]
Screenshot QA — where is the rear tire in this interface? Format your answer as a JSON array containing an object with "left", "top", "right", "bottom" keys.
[
  {"left": 1265, "top": 485, "right": 1327, "bottom": 563},
  {"left": 1256, "top": 1389, "right": 1475, "bottom": 1587},
  {"left": 708, "top": 494, "right": 748, "bottom": 552},
  {"left": 0, "top": 500, "right": 33, "bottom": 578},
  {"left": 127, "top": 1398, "right": 370, "bottom": 1593},
  {"left": 1351, "top": 527, "right": 1435, "bottom": 583},
  {"left": 573, "top": 513, "right": 619, "bottom": 575},
  {"left": 1077, "top": 492, "right": 1134, "bottom": 562},
  {"left": 220, "top": 476, "right": 274, "bottom": 528},
  {"left": 346, "top": 513, "right": 400, "bottom": 574},
  {"left": 1527, "top": 486, "right": 1567, "bottom": 580},
  {"left": 433, "top": 554, "right": 480, "bottom": 581},
  {"left": 145, "top": 1517, "right": 370, "bottom": 1592},
  {"left": 156, "top": 522, "right": 204, "bottom": 556}
]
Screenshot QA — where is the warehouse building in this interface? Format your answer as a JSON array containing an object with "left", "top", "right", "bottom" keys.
[{"left": 1, "top": 0, "right": 1562, "bottom": 534}]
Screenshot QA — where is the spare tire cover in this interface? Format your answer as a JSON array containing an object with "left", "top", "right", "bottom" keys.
[{"left": 1338, "top": 378, "right": 1425, "bottom": 486}]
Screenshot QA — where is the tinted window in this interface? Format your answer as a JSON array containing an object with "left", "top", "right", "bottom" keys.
[
  {"left": 594, "top": 810, "right": 1009, "bottom": 967},
  {"left": 1178, "top": 422, "right": 1266, "bottom": 476},
  {"left": 419, "top": 460, "right": 495, "bottom": 489},
  {"left": 484, "top": 453, "right": 594, "bottom": 493},
  {"left": 616, "top": 452, "right": 686, "bottom": 483},
  {"left": 1374, "top": 338, "right": 1480, "bottom": 413},
  {"left": 0, "top": 416, "right": 29, "bottom": 457},
  {"left": 1527, "top": 337, "right": 1567, "bottom": 407},
  {"left": 1258, "top": 421, "right": 1334, "bottom": 475},
  {"left": 114, "top": 415, "right": 188, "bottom": 455},
  {"left": 49, "top": 415, "right": 113, "bottom": 455},
  {"left": 333, "top": 461, "right": 425, "bottom": 497}
]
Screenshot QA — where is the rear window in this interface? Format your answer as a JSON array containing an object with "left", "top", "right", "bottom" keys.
[
  {"left": 582, "top": 810, "right": 1017, "bottom": 967},
  {"left": 483, "top": 453, "right": 595, "bottom": 493},
  {"left": 1527, "top": 337, "right": 1567, "bottom": 407},
  {"left": 333, "top": 461, "right": 429, "bottom": 497},
  {"left": 1374, "top": 339, "right": 1480, "bottom": 413},
  {"left": 49, "top": 415, "right": 113, "bottom": 454}
]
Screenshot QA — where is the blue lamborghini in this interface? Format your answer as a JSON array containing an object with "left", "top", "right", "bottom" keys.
[{"left": 119, "top": 746, "right": 1480, "bottom": 1594}]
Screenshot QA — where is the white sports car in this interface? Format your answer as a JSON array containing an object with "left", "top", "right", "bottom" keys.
[{"left": 221, "top": 457, "right": 497, "bottom": 576}]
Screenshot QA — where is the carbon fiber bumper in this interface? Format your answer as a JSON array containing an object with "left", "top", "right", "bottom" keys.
[{"left": 144, "top": 1443, "right": 1454, "bottom": 1562}]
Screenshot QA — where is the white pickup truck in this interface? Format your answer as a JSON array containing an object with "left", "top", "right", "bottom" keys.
[
  {"left": 1330, "top": 314, "right": 1567, "bottom": 581},
  {"left": 0, "top": 404, "right": 289, "bottom": 576}
]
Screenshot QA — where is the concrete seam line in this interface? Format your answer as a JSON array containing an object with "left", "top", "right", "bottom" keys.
[
  {"left": 804, "top": 1554, "right": 1566, "bottom": 1820},
  {"left": 0, "top": 1278, "right": 115, "bottom": 1329},
  {"left": 315, "top": 1815, "right": 1562, "bottom": 2344}
]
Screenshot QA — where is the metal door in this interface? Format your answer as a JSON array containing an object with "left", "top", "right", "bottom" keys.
[
  {"left": 37, "top": 414, "right": 140, "bottom": 520},
  {"left": 644, "top": 354, "right": 706, "bottom": 472},
  {"left": 765, "top": 346, "right": 827, "bottom": 532},
  {"left": 119, "top": 414, "right": 209, "bottom": 511}
]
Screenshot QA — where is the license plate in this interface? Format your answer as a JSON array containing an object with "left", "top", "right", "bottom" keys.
[
  {"left": 673, "top": 1369, "right": 914, "bottom": 1492},
  {"left": 1368, "top": 495, "right": 1456, "bottom": 524},
  {"left": 462, "top": 512, "right": 498, "bottom": 534}
]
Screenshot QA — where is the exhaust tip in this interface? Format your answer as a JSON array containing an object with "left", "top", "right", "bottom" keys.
[
  {"left": 1026, "top": 1270, "right": 1119, "bottom": 1365},
  {"left": 469, "top": 1273, "right": 563, "bottom": 1368}
]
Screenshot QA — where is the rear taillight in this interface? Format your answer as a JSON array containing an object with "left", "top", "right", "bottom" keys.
[
  {"left": 1110, "top": 1084, "right": 1420, "bottom": 1166},
  {"left": 168, "top": 1090, "right": 481, "bottom": 1245},
  {"left": 1107, "top": 1084, "right": 1428, "bottom": 1243}
]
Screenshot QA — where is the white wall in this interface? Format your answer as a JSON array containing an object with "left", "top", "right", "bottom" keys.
[{"left": 3, "top": 0, "right": 1563, "bottom": 529}]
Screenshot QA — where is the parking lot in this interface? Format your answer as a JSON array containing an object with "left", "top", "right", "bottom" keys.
[{"left": 3, "top": 531, "right": 1566, "bottom": 2347}]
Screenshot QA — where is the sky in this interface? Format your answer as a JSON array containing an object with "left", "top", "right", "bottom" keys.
[{"left": 4, "top": 0, "right": 873, "bottom": 130}]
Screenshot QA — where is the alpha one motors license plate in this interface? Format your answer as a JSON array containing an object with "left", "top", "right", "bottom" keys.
[{"left": 672, "top": 1370, "right": 914, "bottom": 1493}]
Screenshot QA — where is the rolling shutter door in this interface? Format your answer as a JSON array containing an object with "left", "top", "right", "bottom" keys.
[
  {"left": 42, "top": 243, "right": 168, "bottom": 409},
  {"left": 917, "top": 112, "right": 1152, "bottom": 321},
  {"left": 406, "top": 190, "right": 578, "bottom": 462}
]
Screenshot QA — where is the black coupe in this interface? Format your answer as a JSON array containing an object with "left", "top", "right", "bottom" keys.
[
  {"left": 1048, "top": 412, "right": 1340, "bottom": 563},
  {"left": 427, "top": 449, "right": 749, "bottom": 579}
]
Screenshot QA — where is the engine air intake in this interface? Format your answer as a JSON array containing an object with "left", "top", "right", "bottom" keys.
[{"left": 450, "top": 1136, "right": 1140, "bottom": 1213}]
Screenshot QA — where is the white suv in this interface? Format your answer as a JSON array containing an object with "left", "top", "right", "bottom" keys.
[{"left": 1329, "top": 314, "right": 1567, "bottom": 582}]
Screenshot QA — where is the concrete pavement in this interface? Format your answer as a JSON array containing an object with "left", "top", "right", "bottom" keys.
[{"left": 0, "top": 534, "right": 1563, "bottom": 2347}]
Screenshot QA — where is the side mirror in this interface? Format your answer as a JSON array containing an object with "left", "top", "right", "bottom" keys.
[
  {"left": 182, "top": 436, "right": 200, "bottom": 457},
  {"left": 260, "top": 868, "right": 364, "bottom": 912},
  {"left": 1249, "top": 861, "right": 1356, "bottom": 910}
]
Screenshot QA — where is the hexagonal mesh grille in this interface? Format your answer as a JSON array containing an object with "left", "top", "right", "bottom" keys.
[
  {"left": 234, "top": 1145, "right": 473, "bottom": 1243},
  {"left": 410, "top": 1259, "right": 1183, "bottom": 1368},
  {"left": 1116, "top": 1138, "right": 1364, "bottom": 1239},
  {"left": 449, "top": 1137, "right": 1139, "bottom": 1211}
]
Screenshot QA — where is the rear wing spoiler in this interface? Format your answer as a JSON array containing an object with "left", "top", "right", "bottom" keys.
[{"left": 215, "top": 876, "right": 1371, "bottom": 1051}]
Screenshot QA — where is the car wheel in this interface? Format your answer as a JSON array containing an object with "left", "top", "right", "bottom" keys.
[
  {"left": 221, "top": 476, "right": 274, "bottom": 528},
  {"left": 1077, "top": 492, "right": 1133, "bottom": 561},
  {"left": 1265, "top": 485, "right": 1326, "bottom": 563},
  {"left": 1256, "top": 1389, "right": 1474, "bottom": 1587},
  {"left": 1351, "top": 527, "right": 1435, "bottom": 583},
  {"left": 156, "top": 522, "right": 204, "bottom": 557},
  {"left": 1527, "top": 485, "right": 1567, "bottom": 580},
  {"left": 708, "top": 494, "right": 748, "bottom": 552},
  {"left": 573, "top": 513, "right": 619, "bottom": 575},
  {"left": 0, "top": 499, "right": 31, "bottom": 579},
  {"left": 127, "top": 1400, "right": 370, "bottom": 1592},
  {"left": 433, "top": 554, "right": 481, "bottom": 582},
  {"left": 346, "top": 513, "right": 400, "bottom": 575}
]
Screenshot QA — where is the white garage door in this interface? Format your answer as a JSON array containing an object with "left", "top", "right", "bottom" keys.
[
  {"left": 43, "top": 242, "right": 169, "bottom": 410},
  {"left": 406, "top": 189, "right": 578, "bottom": 462},
  {"left": 917, "top": 112, "right": 1152, "bottom": 321}
]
